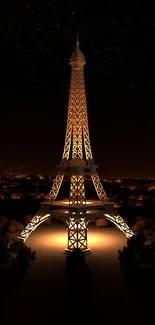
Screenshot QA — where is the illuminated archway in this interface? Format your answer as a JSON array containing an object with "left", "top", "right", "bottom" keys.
[
  {"left": 104, "top": 213, "right": 134, "bottom": 239},
  {"left": 17, "top": 213, "right": 51, "bottom": 242},
  {"left": 17, "top": 212, "right": 134, "bottom": 243}
]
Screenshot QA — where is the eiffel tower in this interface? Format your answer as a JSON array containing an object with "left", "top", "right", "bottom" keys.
[{"left": 18, "top": 37, "right": 134, "bottom": 252}]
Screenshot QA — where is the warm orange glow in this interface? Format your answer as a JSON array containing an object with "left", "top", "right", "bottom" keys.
[
  {"left": 33, "top": 231, "right": 102, "bottom": 249},
  {"left": 27, "top": 225, "right": 126, "bottom": 252}
]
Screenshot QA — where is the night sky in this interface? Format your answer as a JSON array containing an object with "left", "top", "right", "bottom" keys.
[{"left": 0, "top": 1, "right": 155, "bottom": 178}]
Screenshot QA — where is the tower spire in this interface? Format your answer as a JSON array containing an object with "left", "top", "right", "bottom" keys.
[
  {"left": 70, "top": 35, "right": 85, "bottom": 64},
  {"left": 76, "top": 34, "right": 79, "bottom": 50}
]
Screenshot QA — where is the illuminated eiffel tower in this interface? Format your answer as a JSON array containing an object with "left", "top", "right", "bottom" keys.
[{"left": 18, "top": 37, "right": 134, "bottom": 252}]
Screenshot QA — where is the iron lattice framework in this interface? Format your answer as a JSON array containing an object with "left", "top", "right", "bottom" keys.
[
  {"left": 18, "top": 37, "right": 134, "bottom": 250},
  {"left": 66, "top": 216, "right": 89, "bottom": 251},
  {"left": 69, "top": 175, "right": 86, "bottom": 206}
]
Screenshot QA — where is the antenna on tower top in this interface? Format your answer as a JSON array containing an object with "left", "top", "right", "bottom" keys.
[{"left": 76, "top": 34, "right": 79, "bottom": 50}]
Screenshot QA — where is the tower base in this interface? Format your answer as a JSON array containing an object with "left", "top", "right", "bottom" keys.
[
  {"left": 64, "top": 248, "right": 91, "bottom": 255},
  {"left": 65, "top": 216, "right": 90, "bottom": 253}
]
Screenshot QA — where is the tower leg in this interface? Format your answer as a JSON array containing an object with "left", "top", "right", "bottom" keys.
[
  {"left": 104, "top": 209, "right": 134, "bottom": 238},
  {"left": 91, "top": 174, "right": 107, "bottom": 201},
  {"left": 17, "top": 175, "right": 64, "bottom": 242},
  {"left": 17, "top": 210, "right": 51, "bottom": 242},
  {"left": 48, "top": 175, "right": 64, "bottom": 201},
  {"left": 65, "top": 216, "right": 90, "bottom": 253}
]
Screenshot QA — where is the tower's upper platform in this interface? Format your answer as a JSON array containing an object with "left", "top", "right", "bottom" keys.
[{"left": 69, "top": 36, "right": 86, "bottom": 66}]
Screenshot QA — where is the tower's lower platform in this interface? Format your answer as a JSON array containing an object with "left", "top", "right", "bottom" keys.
[
  {"left": 16, "top": 198, "right": 134, "bottom": 253},
  {"left": 64, "top": 248, "right": 91, "bottom": 254},
  {"left": 40, "top": 198, "right": 115, "bottom": 253},
  {"left": 41, "top": 198, "right": 114, "bottom": 219}
]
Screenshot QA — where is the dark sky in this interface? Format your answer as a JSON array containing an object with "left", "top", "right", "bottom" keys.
[{"left": 0, "top": 0, "right": 155, "bottom": 178}]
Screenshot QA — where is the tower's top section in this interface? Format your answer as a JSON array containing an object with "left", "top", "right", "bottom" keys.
[{"left": 70, "top": 35, "right": 86, "bottom": 66}]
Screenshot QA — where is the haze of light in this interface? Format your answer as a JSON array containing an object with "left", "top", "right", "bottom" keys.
[{"left": 26, "top": 222, "right": 126, "bottom": 255}]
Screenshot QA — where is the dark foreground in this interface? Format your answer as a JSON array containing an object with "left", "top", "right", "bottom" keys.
[{"left": 1, "top": 222, "right": 153, "bottom": 324}]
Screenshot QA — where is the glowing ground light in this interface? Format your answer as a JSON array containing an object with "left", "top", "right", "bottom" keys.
[
  {"left": 28, "top": 231, "right": 100, "bottom": 249},
  {"left": 26, "top": 225, "right": 126, "bottom": 251},
  {"left": 51, "top": 231, "right": 125, "bottom": 249}
]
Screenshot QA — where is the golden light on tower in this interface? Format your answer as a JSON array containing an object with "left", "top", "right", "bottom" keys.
[{"left": 17, "top": 36, "right": 134, "bottom": 253}]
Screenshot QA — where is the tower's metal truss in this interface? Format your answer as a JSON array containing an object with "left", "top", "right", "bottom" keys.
[
  {"left": 82, "top": 76, "right": 94, "bottom": 164},
  {"left": 104, "top": 212, "right": 133, "bottom": 238},
  {"left": 61, "top": 70, "right": 73, "bottom": 164},
  {"left": 69, "top": 175, "right": 86, "bottom": 206},
  {"left": 66, "top": 217, "right": 89, "bottom": 252},
  {"left": 18, "top": 211, "right": 51, "bottom": 242},
  {"left": 18, "top": 37, "right": 134, "bottom": 247},
  {"left": 48, "top": 175, "right": 64, "bottom": 201},
  {"left": 71, "top": 68, "right": 83, "bottom": 160},
  {"left": 91, "top": 175, "right": 107, "bottom": 202}
]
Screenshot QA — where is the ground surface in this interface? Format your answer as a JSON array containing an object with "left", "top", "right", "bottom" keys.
[{"left": 1, "top": 222, "right": 152, "bottom": 324}]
